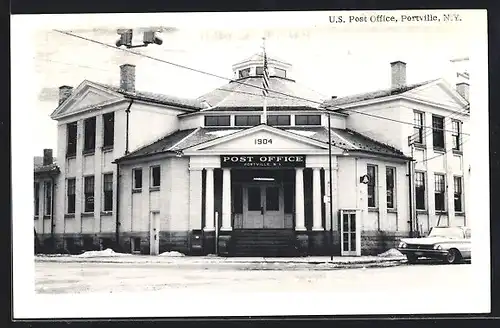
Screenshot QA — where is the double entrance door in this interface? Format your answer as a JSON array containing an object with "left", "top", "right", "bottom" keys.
[{"left": 242, "top": 183, "right": 284, "bottom": 229}]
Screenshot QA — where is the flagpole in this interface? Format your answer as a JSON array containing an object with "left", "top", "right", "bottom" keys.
[{"left": 262, "top": 37, "right": 268, "bottom": 124}]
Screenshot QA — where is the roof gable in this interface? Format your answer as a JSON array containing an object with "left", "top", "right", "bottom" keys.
[
  {"left": 50, "top": 80, "right": 124, "bottom": 119},
  {"left": 184, "top": 124, "right": 334, "bottom": 154},
  {"left": 402, "top": 79, "right": 469, "bottom": 109}
]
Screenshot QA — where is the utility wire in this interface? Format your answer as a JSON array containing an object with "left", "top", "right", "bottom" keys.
[{"left": 53, "top": 29, "right": 470, "bottom": 136}]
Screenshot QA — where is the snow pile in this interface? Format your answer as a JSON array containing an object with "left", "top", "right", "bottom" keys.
[
  {"left": 74, "top": 249, "right": 132, "bottom": 258},
  {"left": 159, "top": 251, "right": 185, "bottom": 257},
  {"left": 378, "top": 248, "right": 403, "bottom": 258}
]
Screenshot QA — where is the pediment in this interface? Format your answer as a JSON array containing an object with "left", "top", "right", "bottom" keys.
[
  {"left": 51, "top": 81, "right": 124, "bottom": 119},
  {"left": 404, "top": 79, "right": 468, "bottom": 109},
  {"left": 186, "top": 125, "right": 342, "bottom": 154}
]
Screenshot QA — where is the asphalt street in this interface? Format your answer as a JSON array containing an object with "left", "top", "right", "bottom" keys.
[{"left": 35, "top": 260, "right": 473, "bottom": 294}]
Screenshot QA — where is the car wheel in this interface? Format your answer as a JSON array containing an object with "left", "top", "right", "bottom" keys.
[
  {"left": 444, "top": 249, "right": 461, "bottom": 264},
  {"left": 406, "top": 254, "right": 418, "bottom": 264}
]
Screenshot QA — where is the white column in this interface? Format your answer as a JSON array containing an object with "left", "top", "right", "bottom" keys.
[
  {"left": 188, "top": 168, "right": 203, "bottom": 230},
  {"left": 295, "top": 168, "right": 306, "bottom": 231},
  {"left": 221, "top": 168, "right": 232, "bottom": 231},
  {"left": 323, "top": 168, "right": 331, "bottom": 230},
  {"left": 312, "top": 167, "right": 323, "bottom": 230},
  {"left": 204, "top": 168, "right": 215, "bottom": 231}
]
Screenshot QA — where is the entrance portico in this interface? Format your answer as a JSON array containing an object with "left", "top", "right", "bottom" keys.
[{"left": 184, "top": 124, "right": 342, "bottom": 256}]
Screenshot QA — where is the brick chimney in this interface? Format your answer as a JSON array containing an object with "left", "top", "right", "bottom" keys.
[
  {"left": 58, "top": 86, "right": 73, "bottom": 105},
  {"left": 120, "top": 64, "right": 136, "bottom": 92},
  {"left": 390, "top": 61, "right": 406, "bottom": 89},
  {"left": 43, "top": 149, "right": 53, "bottom": 166},
  {"left": 456, "top": 82, "right": 469, "bottom": 101}
]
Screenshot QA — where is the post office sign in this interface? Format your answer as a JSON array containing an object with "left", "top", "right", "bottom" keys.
[{"left": 220, "top": 155, "right": 306, "bottom": 168}]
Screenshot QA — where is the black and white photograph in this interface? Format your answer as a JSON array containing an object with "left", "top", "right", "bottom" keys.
[{"left": 11, "top": 9, "right": 490, "bottom": 318}]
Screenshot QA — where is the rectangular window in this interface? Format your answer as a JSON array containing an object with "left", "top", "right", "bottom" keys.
[
  {"left": 255, "top": 66, "right": 264, "bottom": 75},
  {"left": 238, "top": 68, "right": 250, "bottom": 78},
  {"left": 267, "top": 115, "right": 291, "bottom": 126},
  {"left": 132, "top": 237, "right": 141, "bottom": 252},
  {"left": 386, "top": 167, "right": 396, "bottom": 209},
  {"left": 367, "top": 165, "right": 377, "bottom": 208},
  {"left": 103, "top": 173, "right": 113, "bottom": 212},
  {"left": 84, "top": 176, "right": 95, "bottom": 213},
  {"left": 284, "top": 184, "right": 294, "bottom": 214},
  {"left": 413, "top": 111, "right": 424, "bottom": 145},
  {"left": 452, "top": 120, "right": 461, "bottom": 151},
  {"left": 295, "top": 115, "right": 321, "bottom": 125},
  {"left": 434, "top": 174, "right": 446, "bottom": 211},
  {"left": 103, "top": 112, "right": 115, "bottom": 148},
  {"left": 454, "top": 176, "right": 463, "bottom": 212},
  {"left": 84, "top": 117, "right": 96, "bottom": 152},
  {"left": 67, "top": 178, "right": 76, "bottom": 214},
  {"left": 235, "top": 115, "right": 261, "bottom": 126},
  {"left": 204, "top": 115, "right": 230, "bottom": 127},
  {"left": 34, "top": 182, "right": 40, "bottom": 216},
  {"left": 274, "top": 68, "right": 286, "bottom": 78},
  {"left": 66, "top": 122, "right": 77, "bottom": 157},
  {"left": 44, "top": 181, "right": 52, "bottom": 216},
  {"left": 415, "top": 172, "right": 426, "bottom": 210},
  {"left": 432, "top": 115, "right": 445, "bottom": 149},
  {"left": 150, "top": 166, "right": 161, "bottom": 188},
  {"left": 132, "top": 168, "right": 142, "bottom": 190}
]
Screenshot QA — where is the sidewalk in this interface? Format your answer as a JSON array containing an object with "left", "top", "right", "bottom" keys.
[{"left": 35, "top": 251, "right": 407, "bottom": 269}]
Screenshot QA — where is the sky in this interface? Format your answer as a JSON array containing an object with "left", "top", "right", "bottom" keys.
[{"left": 30, "top": 11, "right": 472, "bottom": 156}]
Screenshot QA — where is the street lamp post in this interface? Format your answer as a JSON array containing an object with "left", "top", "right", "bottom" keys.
[{"left": 327, "top": 111, "right": 334, "bottom": 261}]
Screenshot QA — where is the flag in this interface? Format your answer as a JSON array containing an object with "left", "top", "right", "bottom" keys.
[{"left": 262, "top": 51, "right": 270, "bottom": 97}]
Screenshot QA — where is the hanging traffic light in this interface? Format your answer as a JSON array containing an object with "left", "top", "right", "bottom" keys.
[
  {"left": 143, "top": 31, "right": 163, "bottom": 46},
  {"left": 116, "top": 29, "right": 133, "bottom": 48}
]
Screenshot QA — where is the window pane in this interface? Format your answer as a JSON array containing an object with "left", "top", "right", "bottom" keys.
[
  {"left": 416, "top": 188, "right": 426, "bottom": 210},
  {"left": 151, "top": 167, "right": 160, "bottom": 187},
  {"left": 350, "top": 232, "right": 356, "bottom": 251},
  {"left": 386, "top": 167, "right": 395, "bottom": 208},
  {"left": 275, "top": 68, "right": 286, "bottom": 78},
  {"left": 432, "top": 116, "right": 445, "bottom": 148},
  {"left": 248, "top": 115, "right": 261, "bottom": 126},
  {"left": 103, "top": 112, "right": 115, "bottom": 147},
  {"left": 84, "top": 176, "right": 94, "bottom": 212},
  {"left": 266, "top": 187, "right": 279, "bottom": 211},
  {"left": 235, "top": 115, "right": 260, "bottom": 126},
  {"left": 66, "top": 122, "right": 77, "bottom": 156},
  {"left": 434, "top": 174, "right": 445, "bottom": 192},
  {"left": 218, "top": 116, "right": 230, "bottom": 126},
  {"left": 44, "top": 181, "right": 52, "bottom": 215},
  {"left": 367, "top": 165, "right": 377, "bottom": 208},
  {"left": 435, "top": 193, "right": 445, "bottom": 211},
  {"left": 349, "top": 214, "right": 356, "bottom": 232},
  {"left": 205, "top": 116, "right": 217, "bottom": 126},
  {"left": 295, "top": 115, "right": 307, "bottom": 125},
  {"left": 308, "top": 115, "right": 321, "bottom": 125},
  {"left": 239, "top": 68, "right": 250, "bottom": 78},
  {"left": 343, "top": 214, "right": 349, "bottom": 231},
  {"left": 133, "top": 169, "right": 142, "bottom": 189},
  {"left": 84, "top": 117, "right": 96, "bottom": 151},
  {"left": 103, "top": 174, "right": 113, "bottom": 191},
  {"left": 248, "top": 187, "right": 261, "bottom": 211},
  {"left": 267, "top": 115, "right": 290, "bottom": 126},
  {"left": 256, "top": 66, "right": 264, "bottom": 75},
  {"left": 34, "top": 182, "right": 39, "bottom": 215}
]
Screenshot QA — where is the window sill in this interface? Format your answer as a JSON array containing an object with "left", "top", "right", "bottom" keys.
[
  {"left": 149, "top": 186, "right": 160, "bottom": 192},
  {"left": 413, "top": 143, "right": 426, "bottom": 150},
  {"left": 132, "top": 189, "right": 142, "bottom": 194},
  {"left": 387, "top": 208, "right": 398, "bottom": 213},
  {"left": 452, "top": 149, "right": 463, "bottom": 156},
  {"left": 34, "top": 216, "right": 39, "bottom": 220},
  {"left": 102, "top": 145, "right": 114, "bottom": 152},
  {"left": 66, "top": 154, "right": 76, "bottom": 159},
  {"left": 416, "top": 209, "right": 428, "bottom": 215},
  {"left": 81, "top": 212, "right": 94, "bottom": 217},
  {"left": 101, "top": 211, "right": 113, "bottom": 216},
  {"left": 433, "top": 147, "right": 445, "bottom": 153},
  {"left": 64, "top": 213, "right": 75, "bottom": 219},
  {"left": 43, "top": 215, "right": 51, "bottom": 220},
  {"left": 435, "top": 210, "right": 448, "bottom": 215},
  {"left": 455, "top": 212, "right": 465, "bottom": 216},
  {"left": 83, "top": 149, "right": 95, "bottom": 156},
  {"left": 368, "top": 207, "right": 379, "bottom": 212}
]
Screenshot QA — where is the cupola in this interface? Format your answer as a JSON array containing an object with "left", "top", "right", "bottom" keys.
[{"left": 231, "top": 52, "right": 293, "bottom": 80}]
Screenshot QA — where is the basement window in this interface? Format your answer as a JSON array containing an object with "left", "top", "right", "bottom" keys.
[
  {"left": 131, "top": 237, "right": 141, "bottom": 253},
  {"left": 103, "top": 112, "right": 115, "bottom": 149},
  {"left": 84, "top": 117, "right": 96, "bottom": 153}
]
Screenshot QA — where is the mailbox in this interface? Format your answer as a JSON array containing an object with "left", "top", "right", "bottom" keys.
[{"left": 190, "top": 229, "right": 203, "bottom": 255}]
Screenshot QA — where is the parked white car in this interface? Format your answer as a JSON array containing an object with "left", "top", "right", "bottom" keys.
[{"left": 397, "top": 226, "right": 471, "bottom": 264}]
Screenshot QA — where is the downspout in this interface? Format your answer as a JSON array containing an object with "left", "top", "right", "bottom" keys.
[
  {"left": 408, "top": 160, "right": 414, "bottom": 237},
  {"left": 49, "top": 173, "right": 56, "bottom": 251}
]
